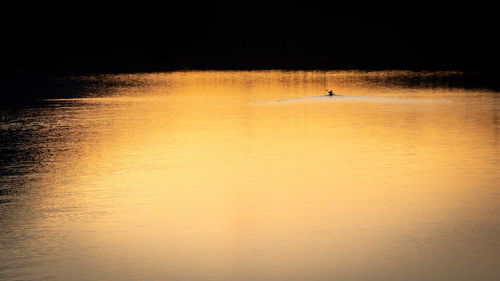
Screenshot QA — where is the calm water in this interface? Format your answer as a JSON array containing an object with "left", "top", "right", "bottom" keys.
[{"left": 1, "top": 71, "right": 499, "bottom": 281}]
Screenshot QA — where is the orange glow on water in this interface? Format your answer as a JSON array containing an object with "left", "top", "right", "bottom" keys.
[{"left": 1, "top": 71, "right": 499, "bottom": 281}]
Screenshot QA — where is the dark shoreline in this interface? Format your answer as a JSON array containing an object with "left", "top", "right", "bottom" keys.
[{"left": 3, "top": 1, "right": 499, "bottom": 106}]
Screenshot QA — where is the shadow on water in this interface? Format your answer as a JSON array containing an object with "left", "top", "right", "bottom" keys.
[
  {"left": 0, "top": 101, "right": 85, "bottom": 202},
  {"left": 2, "top": 71, "right": 150, "bottom": 107}
]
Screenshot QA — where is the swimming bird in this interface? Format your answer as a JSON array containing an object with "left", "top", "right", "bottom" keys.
[{"left": 325, "top": 89, "right": 335, "bottom": 96}]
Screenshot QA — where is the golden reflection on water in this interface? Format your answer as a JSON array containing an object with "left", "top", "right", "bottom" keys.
[{"left": 1, "top": 71, "right": 499, "bottom": 281}]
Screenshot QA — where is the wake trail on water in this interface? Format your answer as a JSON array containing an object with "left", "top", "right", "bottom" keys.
[{"left": 250, "top": 95, "right": 448, "bottom": 105}]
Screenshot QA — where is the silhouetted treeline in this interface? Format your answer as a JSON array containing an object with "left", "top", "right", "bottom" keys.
[{"left": 2, "top": 1, "right": 499, "bottom": 74}]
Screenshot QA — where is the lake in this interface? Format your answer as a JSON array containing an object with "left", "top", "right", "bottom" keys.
[{"left": 1, "top": 70, "right": 499, "bottom": 281}]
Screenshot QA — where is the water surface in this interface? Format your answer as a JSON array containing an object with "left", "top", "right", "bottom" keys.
[{"left": 1, "top": 71, "right": 499, "bottom": 281}]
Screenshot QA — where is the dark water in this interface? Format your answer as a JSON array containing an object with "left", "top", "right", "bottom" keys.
[{"left": 1, "top": 71, "right": 499, "bottom": 281}]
